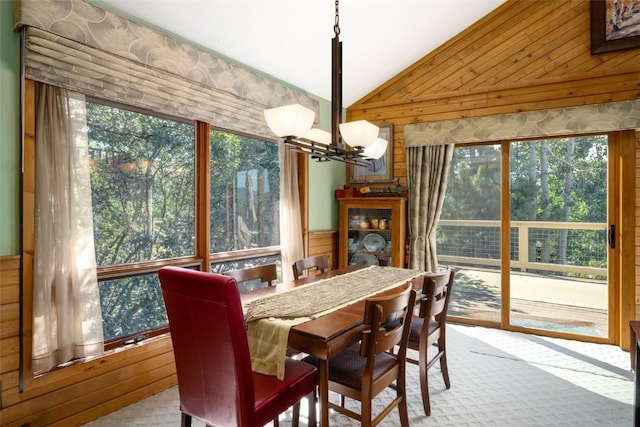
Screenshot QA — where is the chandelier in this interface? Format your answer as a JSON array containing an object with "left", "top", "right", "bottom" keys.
[{"left": 263, "top": 0, "right": 387, "bottom": 166}]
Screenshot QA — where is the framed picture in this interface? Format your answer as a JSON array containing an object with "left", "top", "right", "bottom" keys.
[
  {"left": 350, "top": 123, "right": 394, "bottom": 184},
  {"left": 590, "top": 0, "right": 640, "bottom": 54}
]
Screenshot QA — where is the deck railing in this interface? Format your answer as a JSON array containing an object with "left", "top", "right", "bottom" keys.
[{"left": 436, "top": 219, "right": 608, "bottom": 279}]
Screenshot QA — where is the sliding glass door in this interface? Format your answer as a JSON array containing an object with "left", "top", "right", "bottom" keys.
[
  {"left": 439, "top": 144, "right": 502, "bottom": 324},
  {"left": 441, "top": 135, "right": 611, "bottom": 340},
  {"left": 508, "top": 136, "right": 608, "bottom": 338}
]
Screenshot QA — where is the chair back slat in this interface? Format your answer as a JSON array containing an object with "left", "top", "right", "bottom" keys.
[
  {"left": 292, "top": 255, "right": 329, "bottom": 280},
  {"left": 360, "top": 282, "right": 416, "bottom": 358},
  {"left": 418, "top": 270, "right": 453, "bottom": 319},
  {"left": 225, "top": 263, "right": 278, "bottom": 287}
]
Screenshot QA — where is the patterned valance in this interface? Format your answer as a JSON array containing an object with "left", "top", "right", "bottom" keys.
[
  {"left": 404, "top": 100, "right": 640, "bottom": 147},
  {"left": 14, "top": 0, "right": 319, "bottom": 138}
]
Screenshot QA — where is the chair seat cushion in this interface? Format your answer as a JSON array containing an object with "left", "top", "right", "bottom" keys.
[
  {"left": 408, "top": 315, "right": 438, "bottom": 343},
  {"left": 304, "top": 344, "right": 397, "bottom": 390},
  {"left": 253, "top": 358, "right": 317, "bottom": 426}
]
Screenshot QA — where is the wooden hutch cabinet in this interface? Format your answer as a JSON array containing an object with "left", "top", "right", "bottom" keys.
[{"left": 338, "top": 197, "right": 407, "bottom": 268}]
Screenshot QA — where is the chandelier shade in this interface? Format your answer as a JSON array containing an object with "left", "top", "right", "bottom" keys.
[
  {"left": 263, "top": 104, "right": 315, "bottom": 138},
  {"left": 339, "top": 120, "right": 379, "bottom": 148},
  {"left": 262, "top": 0, "right": 383, "bottom": 165},
  {"left": 304, "top": 128, "right": 332, "bottom": 145},
  {"left": 362, "top": 137, "right": 388, "bottom": 159}
]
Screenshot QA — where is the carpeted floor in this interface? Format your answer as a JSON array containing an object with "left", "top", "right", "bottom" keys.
[{"left": 84, "top": 324, "right": 634, "bottom": 426}]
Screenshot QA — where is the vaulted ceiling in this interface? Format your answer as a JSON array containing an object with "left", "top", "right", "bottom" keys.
[{"left": 95, "top": 0, "right": 506, "bottom": 106}]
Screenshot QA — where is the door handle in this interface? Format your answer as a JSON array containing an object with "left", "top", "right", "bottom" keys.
[{"left": 608, "top": 224, "right": 615, "bottom": 249}]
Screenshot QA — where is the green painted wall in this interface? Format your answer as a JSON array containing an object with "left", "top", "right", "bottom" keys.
[
  {"left": 0, "top": 0, "right": 21, "bottom": 256},
  {"left": 0, "top": 0, "right": 343, "bottom": 255}
]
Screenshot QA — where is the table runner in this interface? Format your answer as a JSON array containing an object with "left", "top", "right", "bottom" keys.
[{"left": 245, "top": 266, "right": 424, "bottom": 379}]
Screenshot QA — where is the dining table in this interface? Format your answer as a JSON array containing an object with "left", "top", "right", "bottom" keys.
[{"left": 240, "top": 264, "right": 426, "bottom": 427}]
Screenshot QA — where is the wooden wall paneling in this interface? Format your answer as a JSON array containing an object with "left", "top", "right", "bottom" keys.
[
  {"left": 17, "top": 336, "right": 172, "bottom": 400},
  {"left": 526, "top": 28, "right": 591, "bottom": 81},
  {"left": 10, "top": 354, "right": 175, "bottom": 426},
  {"left": 0, "top": 256, "right": 20, "bottom": 341},
  {"left": 308, "top": 230, "right": 338, "bottom": 269},
  {"left": 1, "top": 335, "right": 176, "bottom": 426},
  {"left": 0, "top": 256, "right": 20, "bottom": 419},
  {"left": 481, "top": 7, "right": 586, "bottom": 88},
  {"left": 617, "top": 55, "right": 640, "bottom": 71},
  {"left": 0, "top": 256, "right": 21, "bottom": 398},
  {"left": 57, "top": 374, "right": 176, "bottom": 427},
  {"left": 446, "top": 4, "right": 562, "bottom": 93},
  {"left": 0, "top": 301, "right": 19, "bottom": 345},
  {"left": 351, "top": 70, "right": 640, "bottom": 125},
  {"left": 0, "top": 257, "right": 19, "bottom": 301},
  {"left": 349, "top": 81, "right": 640, "bottom": 139},
  {"left": 361, "top": 1, "right": 528, "bottom": 104},
  {"left": 0, "top": 337, "right": 20, "bottom": 373}
]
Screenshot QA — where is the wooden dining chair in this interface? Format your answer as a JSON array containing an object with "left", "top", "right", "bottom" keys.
[
  {"left": 407, "top": 268, "right": 455, "bottom": 416},
  {"left": 158, "top": 266, "right": 316, "bottom": 427},
  {"left": 303, "top": 282, "right": 417, "bottom": 427},
  {"left": 225, "top": 263, "right": 278, "bottom": 288},
  {"left": 292, "top": 255, "right": 329, "bottom": 280}
]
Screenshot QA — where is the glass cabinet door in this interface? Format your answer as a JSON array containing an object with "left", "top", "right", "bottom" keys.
[{"left": 347, "top": 206, "right": 393, "bottom": 266}]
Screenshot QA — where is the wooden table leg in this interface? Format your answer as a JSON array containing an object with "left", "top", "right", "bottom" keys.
[{"left": 318, "top": 358, "right": 329, "bottom": 427}]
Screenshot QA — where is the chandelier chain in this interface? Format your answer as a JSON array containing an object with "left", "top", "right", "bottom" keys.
[{"left": 334, "top": 0, "right": 340, "bottom": 36}]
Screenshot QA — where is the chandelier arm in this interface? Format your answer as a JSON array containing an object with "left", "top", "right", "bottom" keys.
[{"left": 282, "top": 136, "right": 370, "bottom": 166}]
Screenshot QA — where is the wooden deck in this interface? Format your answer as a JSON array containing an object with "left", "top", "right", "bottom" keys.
[{"left": 447, "top": 267, "right": 608, "bottom": 337}]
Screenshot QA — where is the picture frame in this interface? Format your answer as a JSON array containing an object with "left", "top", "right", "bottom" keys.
[
  {"left": 590, "top": 0, "right": 640, "bottom": 54},
  {"left": 350, "top": 123, "right": 394, "bottom": 184}
]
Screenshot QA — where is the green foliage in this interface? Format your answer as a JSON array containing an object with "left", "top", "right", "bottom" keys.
[
  {"left": 87, "top": 102, "right": 196, "bottom": 266},
  {"left": 442, "top": 145, "right": 501, "bottom": 221},
  {"left": 86, "top": 103, "right": 281, "bottom": 341},
  {"left": 99, "top": 274, "right": 168, "bottom": 340},
  {"left": 439, "top": 136, "right": 608, "bottom": 279},
  {"left": 209, "top": 130, "right": 280, "bottom": 252}
]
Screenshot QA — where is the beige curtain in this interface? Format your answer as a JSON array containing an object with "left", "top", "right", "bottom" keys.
[
  {"left": 279, "top": 144, "right": 304, "bottom": 284},
  {"left": 32, "top": 83, "right": 104, "bottom": 373},
  {"left": 407, "top": 144, "right": 454, "bottom": 272}
]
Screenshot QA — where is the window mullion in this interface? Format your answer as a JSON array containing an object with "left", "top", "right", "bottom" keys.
[{"left": 196, "top": 121, "right": 211, "bottom": 271}]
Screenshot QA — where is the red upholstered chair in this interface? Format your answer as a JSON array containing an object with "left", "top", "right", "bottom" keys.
[
  {"left": 158, "top": 266, "right": 317, "bottom": 427},
  {"left": 407, "top": 269, "right": 455, "bottom": 416}
]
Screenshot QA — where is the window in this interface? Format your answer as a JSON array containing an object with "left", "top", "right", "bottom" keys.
[
  {"left": 209, "top": 130, "right": 280, "bottom": 253},
  {"left": 87, "top": 101, "right": 196, "bottom": 342},
  {"left": 86, "top": 101, "right": 282, "bottom": 344},
  {"left": 88, "top": 102, "right": 196, "bottom": 265}
]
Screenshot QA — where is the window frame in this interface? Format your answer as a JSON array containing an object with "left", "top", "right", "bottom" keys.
[{"left": 21, "top": 80, "right": 287, "bottom": 372}]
